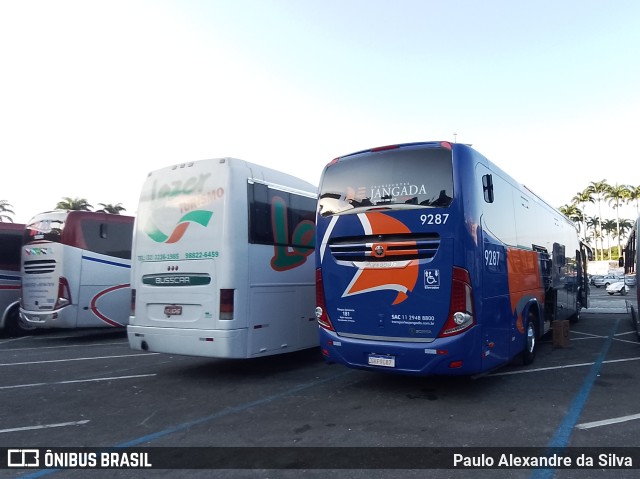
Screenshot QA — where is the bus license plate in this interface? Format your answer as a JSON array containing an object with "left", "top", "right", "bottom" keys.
[
  {"left": 368, "top": 354, "right": 395, "bottom": 368},
  {"left": 164, "top": 305, "right": 183, "bottom": 316}
]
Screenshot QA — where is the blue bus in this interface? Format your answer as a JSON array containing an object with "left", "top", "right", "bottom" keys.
[{"left": 315, "top": 141, "right": 589, "bottom": 376}]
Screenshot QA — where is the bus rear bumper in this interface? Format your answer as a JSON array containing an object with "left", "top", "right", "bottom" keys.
[
  {"left": 20, "top": 308, "right": 76, "bottom": 329},
  {"left": 318, "top": 328, "right": 484, "bottom": 376},
  {"left": 127, "top": 325, "right": 248, "bottom": 358}
]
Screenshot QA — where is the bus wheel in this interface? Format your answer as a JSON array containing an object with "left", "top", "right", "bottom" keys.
[
  {"left": 5, "top": 307, "right": 36, "bottom": 337},
  {"left": 522, "top": 313, "right": 538, "bottom": 366}
]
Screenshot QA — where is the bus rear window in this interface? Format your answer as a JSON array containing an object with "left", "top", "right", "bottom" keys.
[
  {"left": 318, "top": 147, "right": 454, "bottom": 217},
  {"left": 24, "top": 217, "right": 65, "bottom": 243}
]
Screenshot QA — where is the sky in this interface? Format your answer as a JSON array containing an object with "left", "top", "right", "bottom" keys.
[{"left": 1, "top": 0, "right": 639, "bottom": 225}]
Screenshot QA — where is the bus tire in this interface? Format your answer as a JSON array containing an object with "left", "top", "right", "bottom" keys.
[
  {"left": 570, "top": 309, "right": 580, "bottom": 324},
  {"left": 5, "top": 306, "right": 36, "bottom": 337},
  {"left": 522, "top": 312, "right": 538, "bottom": 366}
]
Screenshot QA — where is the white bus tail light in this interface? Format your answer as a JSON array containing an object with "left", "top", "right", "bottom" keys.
[
  {"left": 219, "top": 289, "right": 234, "bottom": 320},
  {"left": 439, "top": 267, "right": 475, "bottom": 338},
  {"left": 130, "top": 288, "right": 136, "bottom": 316},
  {"left": 315, "top": 269, "right": 334, "bottom": 331},
  {"left": 55, "top": 277, "right": 72, "bottom": 309}
]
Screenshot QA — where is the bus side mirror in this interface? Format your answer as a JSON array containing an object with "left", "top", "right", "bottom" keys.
[{"left": 482, "top": 174, "right": 494, "bottom": 203}]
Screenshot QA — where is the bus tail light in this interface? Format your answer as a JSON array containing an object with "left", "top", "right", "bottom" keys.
[
  {"left": 220, "top": 289, "right": 234, "bottom": 320},
  {"left": 439, "top": 267, "right": 475, "bottom": 338},
  {"left": 315, "top": 269, "right": 334, "bottom": 331},
  {"left": 55, "top": 276, "right": 72, "bottom": 309}
]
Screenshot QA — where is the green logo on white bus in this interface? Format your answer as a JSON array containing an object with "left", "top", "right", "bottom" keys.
[
  {"left": 145, "top": 210, "right": 213, "bottom": 244},
  {"left": 142, "top": 273, "right": 212, "bottom": 286}
]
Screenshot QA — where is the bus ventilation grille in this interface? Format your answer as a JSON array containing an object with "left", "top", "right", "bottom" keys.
[
  {"left": 23, "top": 259, "right": 56, "bottom": 274},
  {"left": 329, "top": 233, "right": 440, "bottom": 263}
]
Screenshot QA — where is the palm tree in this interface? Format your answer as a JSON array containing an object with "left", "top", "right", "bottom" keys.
[
  {"left": 0, "top": 199, "right": 15, "bottom": 222},
  {"left": 605, "top": 184, "right": 631, "bottom": 259},
  {"left": 611, "top": 218, "right": 634, "bottom": 258},
  {"left": 601, "top": 219, "right": 617, "bottom": 260},
  {"left": 627, "top": 185, "right": 640, "bottom": 217},
  {"left": 618, "top": 218, "right": 634, "bottom": 240},
  {"left": 55, "top": 197, "right": 93, "bottom": 211},
  {"left": 585, "top": 216, "right": 602, "bottom": 259},
  {"left": 559, "top": 204, "right": 583, "bottom": 225},
  {"left": 571, "top": 189, "right": 595, "bottom": 242},
  {"left": 586, "top": 180, "right": 611, "bottom": 260},
  {"left": 97, "top": 203, "right": 126, "bottom": 214}
]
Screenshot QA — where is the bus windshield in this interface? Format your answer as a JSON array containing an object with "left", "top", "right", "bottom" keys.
[
  {"left": 24, "top": 212, "right": 66, "bottom": 244},
  {"left": 318, "top": 146, "right": 454, "bottom": 217}
]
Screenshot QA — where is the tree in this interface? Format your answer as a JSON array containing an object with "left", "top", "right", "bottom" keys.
[
  {"left": 617, "top": 218, "right": 634, "bottom": 240},
  {"left": 601, "top": 219, "right": 617, "bottom": 260},
  {"left": 559, "top": 204, "right": 583, "bottom": 225},
  {"left": 0, "top": 199, "right": 15, "bottom": 222},
  {"left": 571, "top": 189, "right": 595, "bottom": 242},
  {"left": 586, "top": 180, "right": 611, "bottom": 261},
  {"left": 586, "top": 216, "right": 602, "bottom": 259},
  {"left": 627, "top": 185, "right": 640, "bottom": 217},
  {"left": 96, "top": 203, "right": 126, "bottom": 214},
  {"left": 55, "top": 197, "right": 93, "bottom": 211},
  {"left": 604, "top": 184, "right": 631, "bottom": 259}
]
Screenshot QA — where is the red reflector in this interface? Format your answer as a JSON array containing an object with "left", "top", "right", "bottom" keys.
[
  {"left": 449, "top": 360, "right": 463, "bottom": 369},
  {"left": 322, "top": 348, "right": 330, "bottom": 356},
  {"left": 220, "top": 289, "right": 234, "bottom": 320},
  {"left": 437, "top": 350, "right": 448, "bottom": 355}
]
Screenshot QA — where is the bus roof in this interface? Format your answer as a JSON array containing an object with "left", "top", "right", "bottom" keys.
[
  {"left": 27, "top": 210, "right": 134, "bottom": 223},
  {"left": 0, "top": 222, "right": 25, "bottom": 232}
]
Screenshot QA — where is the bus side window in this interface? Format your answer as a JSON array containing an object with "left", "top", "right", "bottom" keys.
[
  {"left": 482, "top": 174, "right": 494, "bottom": 203},
  {"left": 248, "top": 182, "right": 272, "bottom": 245}
]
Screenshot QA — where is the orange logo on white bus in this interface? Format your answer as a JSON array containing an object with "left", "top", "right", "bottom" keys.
[{"left": 342, "top": 212, "right": 419, "bottom": 305}]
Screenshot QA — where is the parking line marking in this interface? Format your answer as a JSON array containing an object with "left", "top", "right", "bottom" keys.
[
  {"left": 0, "top": 420, "right": 90, "bottom": 434},
  {"left": 576, "top": 413, "right": 640, "bottom": 430},
  {"left": 0, "top": 352, "right": 159, "bottom": 367},
  {"left": 529, "top": 317, "right": 619, "bottom": 479},
  {"left": 0, "top": 341, "right": 130, "bottom": 352},
  {"left": 17, "top": 369, "right": 354, "bottom": 479},
  {"left": 492, "top": 353, "right": 640, "bottom": 377},
  {"left": 0, "top": 336, "right": 31, "bottom": 346},
  {"left": 492, "top": 362, "right": 596, "bottom": 376},
  {"left": 0, "top": 373, "right": 157, "bottom": 390}
]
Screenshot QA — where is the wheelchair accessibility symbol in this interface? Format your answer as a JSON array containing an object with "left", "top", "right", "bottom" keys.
[{"left": 424, "top": 269, "right": 440, "bottom": 289}]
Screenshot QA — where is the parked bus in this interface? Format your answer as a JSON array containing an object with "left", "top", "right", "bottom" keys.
[
  {"left": 0, "top": 223, "right": 35, "bottom": 335},
  {"left": 625, "top": 217, "right": 639, "bottom": 340},
  {"left": 127, "top": 158, "right": 318, "bottom": 358},
  {"left": 315, "top": 141, "right": 589, "bottom": 376},
  {"left": 20, "top": 210, "right": 134, "bottom": 329}
]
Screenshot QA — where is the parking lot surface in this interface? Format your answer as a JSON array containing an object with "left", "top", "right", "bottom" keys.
[{"left": 1, "top": 287, "right": 639, "bottom": 478}]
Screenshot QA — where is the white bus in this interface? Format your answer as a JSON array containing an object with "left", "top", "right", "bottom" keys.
[
  {"left": 1, "top": 222, "right": 35, "bottom": 335},
  {"left": 20, "top": 210, "right": 134, "bottom": 329},
  {"left": 127, "top": 158, "right": 318, "bottom": 358}
]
